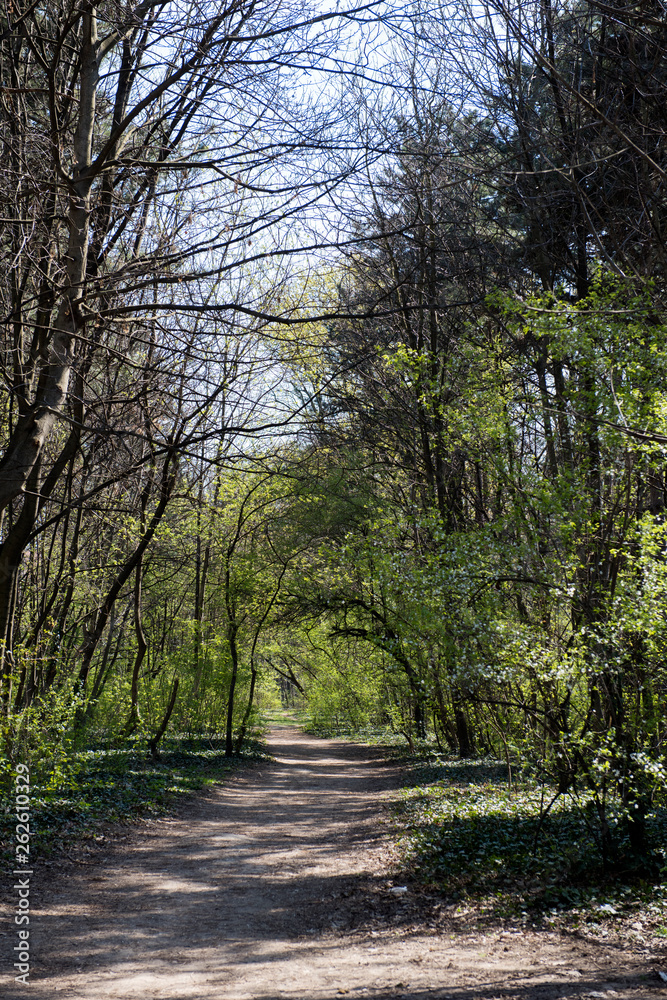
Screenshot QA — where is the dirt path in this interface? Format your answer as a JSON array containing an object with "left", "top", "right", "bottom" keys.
[{"left": 9, "top": 728, "right": 666, "bottom": 999}]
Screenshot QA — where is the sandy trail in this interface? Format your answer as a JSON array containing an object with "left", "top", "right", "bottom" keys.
[{"left": 7, "top": 727, "right": 665, "bottom": 999}]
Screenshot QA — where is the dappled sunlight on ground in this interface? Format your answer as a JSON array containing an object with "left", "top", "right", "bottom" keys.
[{"left": 12, "top": 729, "right": 666, "bottom": 1000}]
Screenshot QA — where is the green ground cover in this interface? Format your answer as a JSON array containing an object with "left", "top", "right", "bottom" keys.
[
  {"left": 394, "top": 751, "right": 667, "bottom": 934},
  {"left": 304, "top": 722, "right": 407, "bottom": 743},
  {"left": 0, "top": 735, "right": 268, "bottom": 867}
]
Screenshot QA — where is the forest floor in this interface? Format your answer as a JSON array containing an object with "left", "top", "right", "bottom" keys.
[{"left": 7, "top": 726, "right": 667, "bottom": 1000}]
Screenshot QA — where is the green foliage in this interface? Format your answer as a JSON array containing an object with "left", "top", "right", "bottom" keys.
[
  {"left": 1, "top": 681, "right": 86, "bottom": 799},
  {"left": 304, "top": 642, "right": 388, "bottom": 732},
  {"left": 288, "top": 275, "right": 667, "bottom": 874}
]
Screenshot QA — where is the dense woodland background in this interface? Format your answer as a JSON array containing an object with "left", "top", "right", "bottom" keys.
[{"left": 2, "top": 0, "right": 667, "bottom": 889}]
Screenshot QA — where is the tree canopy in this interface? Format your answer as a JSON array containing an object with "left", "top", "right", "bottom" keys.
[{"left": 2, "top": 0, "right": 667, "bottom": 881}]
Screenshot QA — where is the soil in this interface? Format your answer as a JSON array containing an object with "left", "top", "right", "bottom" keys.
[{"left": 5, "top": 727, "right": 667, "bottom": 999}]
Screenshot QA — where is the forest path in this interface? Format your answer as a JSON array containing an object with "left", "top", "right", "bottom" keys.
[{"left": 18, "top": 728, "right": 659, "bottom": 999}]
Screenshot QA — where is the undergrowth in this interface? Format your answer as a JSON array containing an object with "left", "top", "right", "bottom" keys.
[
  {"left": 303, "top": 720, "right": 417, "bottom": 744},
  {"left": 0, "top": 734, "right": 269, "bottom": 868},
  {"left": 394, "top": 750, "right": 667, "bottom": 934}
]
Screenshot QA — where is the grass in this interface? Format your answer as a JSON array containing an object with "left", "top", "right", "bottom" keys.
[
  {"left": 303, "top": 720, "right": 417, "bottom": 744},
  {"left": 262, "top": 706, "right": 309, "bottom": 726},
  {"left": 0, "top": 733, "right": 269, "bottom": 868}
]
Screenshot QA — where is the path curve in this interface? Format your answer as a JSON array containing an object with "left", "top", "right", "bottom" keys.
[{"left": 11, "top": 728, "right": 660, "bottom": 999}]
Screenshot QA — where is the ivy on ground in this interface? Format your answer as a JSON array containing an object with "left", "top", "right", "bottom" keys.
[
  {"left": 394, "top": 751, "right": 667, "bottom": 936},
  {"left": 0, "top": 735, "right": 269, "bottom": 867}
]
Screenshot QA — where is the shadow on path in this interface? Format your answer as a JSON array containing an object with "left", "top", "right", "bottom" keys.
[{"left": 5, "top": 728, "right": 658, "bottom": 1000}]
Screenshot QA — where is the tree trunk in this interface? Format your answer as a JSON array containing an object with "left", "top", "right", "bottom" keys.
[
  {"left": 0, "top": 13, "right": 98, "bottom": 511},
  {"left": 225, "top": 621, "right": 239, "bottom": 757},
  {"left": 76, "top": 452, "right": 176, "bottom": 695},
  {"left": 149, "top": 677, "right": 180, "bottom": 760},
  {"left": 123, "top": 561, "right": 148, "bottom": 736},
  {"left": 235, "top": 659, "right": 258, "bottom": 754}
]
